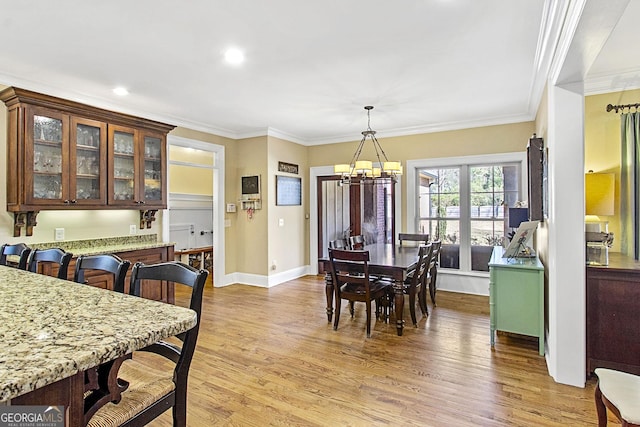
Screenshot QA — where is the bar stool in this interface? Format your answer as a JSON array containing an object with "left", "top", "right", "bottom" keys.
[
  {"left": 27, "top": 248, "right": 73, "bottom": 279},
  {"left": 0, "top": 243, "right": 31, "bottom": 270},
  {"left": 74, "top": 254, "right": 131, "bottom": 293}
]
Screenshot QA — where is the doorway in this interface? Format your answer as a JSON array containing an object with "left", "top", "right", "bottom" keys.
[
  {"left": 310, "top": 166, "right": 402, "bottom": 275},
  {"left": 316, "top": 175, "right": 396, "bottom": 269},
  {"left": 165, "top": 135, "right": 225, "bottom": 287}
]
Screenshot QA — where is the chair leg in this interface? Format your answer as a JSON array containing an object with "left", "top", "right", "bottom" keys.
[
  {"left": 365, "top": 300, "right": 372, "bottom": 337},
  {"left": 418, "top": 280, "right": 428, "bottom": 316},
  {"left": 174, "top": 382, "right": 188, "bottom": 427},
  {"left": 349, "top": 301, "right": 355, "bottom": 317},
  {"left": 430, "top": 267, "right": 438, "bottom": 306},
  {"left": 594, "top": 383, "right": 608, "bottom": 427},
  {"left": 409, "top": 291, "right": 417, "bottom": 327},
  {"left": 333, "top": 298, "right": 342, "bottom": 331},
  {"left": 386, "top": 289, "right": 394, "bottom": 323}
]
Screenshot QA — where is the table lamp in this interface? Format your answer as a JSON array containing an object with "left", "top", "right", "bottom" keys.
[{"left": 585, "top": 171, "right": 615, "bottom": 265}]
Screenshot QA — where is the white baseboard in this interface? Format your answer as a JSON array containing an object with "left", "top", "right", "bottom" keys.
[
  {"left": 219, "top": 265, "right": 312, "bottom": 288},
  {"left": 437, "top": 271, "right": 490, "bottom": 296},
  {"left": 221, "top": 268, "right": 489, "bottom": 295}
]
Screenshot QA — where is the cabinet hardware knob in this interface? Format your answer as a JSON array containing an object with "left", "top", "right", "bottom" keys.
[{"left": 63, "top": 200, "right": 69, "bottom": 204}]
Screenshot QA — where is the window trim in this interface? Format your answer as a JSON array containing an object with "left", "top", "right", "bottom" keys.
[{"left": 407, "top": 152, "right": 527, "bottom": 274}]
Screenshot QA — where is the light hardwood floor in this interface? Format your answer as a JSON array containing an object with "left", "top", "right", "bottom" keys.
[{"left": 143, "top": 275, "right": 603, "bottom": 426}]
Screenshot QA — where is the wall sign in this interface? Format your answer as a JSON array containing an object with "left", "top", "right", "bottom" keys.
[{"left": 278, "top": 161, "right": 299, "bottom": 174}]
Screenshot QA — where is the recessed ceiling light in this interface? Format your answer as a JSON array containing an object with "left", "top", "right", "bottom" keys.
[
  {"left": 224, "top": 48, "right": 245, "bottom": 65},
  {"left": 113, "top": 87, "right": 129, "bottom": 96}
]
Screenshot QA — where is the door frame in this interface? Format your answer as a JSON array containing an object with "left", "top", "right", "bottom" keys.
[
  {"left": 165, "top": 135, "right": 225, "bottom": 287},
  {"left": 309, "top": 165, "right": 402, "bottom": 275}
]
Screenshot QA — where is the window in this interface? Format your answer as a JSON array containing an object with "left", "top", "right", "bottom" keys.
[{"left": 416, "top": 159, "right": 522, "bottom": 272}]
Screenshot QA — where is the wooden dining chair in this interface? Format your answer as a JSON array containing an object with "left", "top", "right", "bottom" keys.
[
  {"left": 329, "top": 238, "right": 349, "bottom": 250},
  {"left": 73, "top": 254, "right": 131, "bottom": 293},
  {"left": 428, "top": 240, "right": 442, "bottom": 306},
  {"left": 87, "top": 261, "right": 208, "bottom": 427},
  {"left": 27, "top": 247, "right": 73, "bottom": 279},
  {"left": 328, "top": 248, "right": 392, "bottom": 337},
  {"left": 348, "top": 235, "right": 365, "bottom": 250},
  {"left": 398, "top": 233, "right": 429, "bottom": 247},
  {"left": 0, "top": 243, "right": 31, "bottom": 270},
  {"left": 380, "top": 244, "right": 433, "bottom": 327},
  {"left": 594, "top": 368, "right": 640, "bottom": 426}
]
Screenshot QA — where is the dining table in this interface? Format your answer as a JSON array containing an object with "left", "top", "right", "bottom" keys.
[
  {"left": 0, "top": 265, "right": 197, "bottom": 426},
  {"left": 321, "top": 243, "right": 421, "bottom": 336}
]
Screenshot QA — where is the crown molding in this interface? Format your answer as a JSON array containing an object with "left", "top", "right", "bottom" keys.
[
  {"left": 300, "top": 112, "right": 535, "bottom": 146},
  {"left": 584, "top": 68, "right": 640, "bottom": 95},
  {"left": 528, "top": 0, "right": 571, "bottom": 115},
  {"left": 0, "top": 73, "right": 240, "bottom": 139}
]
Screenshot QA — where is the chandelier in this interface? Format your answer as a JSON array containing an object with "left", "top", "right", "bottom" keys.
[{"left": 334, "top": 106, "right": 402, "bottom": 184}]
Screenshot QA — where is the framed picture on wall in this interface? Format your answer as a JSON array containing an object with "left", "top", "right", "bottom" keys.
[{"left": 276, "top": 175, "right": 302, "bottom": 206}]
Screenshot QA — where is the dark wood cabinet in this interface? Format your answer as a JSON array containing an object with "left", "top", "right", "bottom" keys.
[
  {"left": 107, "top": 126, "right": 167, "bottom": 208},
  {"left": 0, "top": 87, "right": 174, "bottom": 236},
  {"left": 586, "top": 252, "right": 640, "bottom": 376},
  {"left": 24, "top": 110, "right": 108, "bottom": 208}
]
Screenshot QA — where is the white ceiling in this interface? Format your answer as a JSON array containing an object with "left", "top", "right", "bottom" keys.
[{"left": 0, "top": 1, "right": 637, "bottom": 145}]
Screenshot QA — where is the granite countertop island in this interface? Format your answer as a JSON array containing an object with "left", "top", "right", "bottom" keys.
[{"left": 0, "top": 265, "right": 196, "bottom": 402}]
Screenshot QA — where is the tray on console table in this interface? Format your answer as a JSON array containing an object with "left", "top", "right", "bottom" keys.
[{"left": 586, "top": 252, "right": 640, "bottom": 376}]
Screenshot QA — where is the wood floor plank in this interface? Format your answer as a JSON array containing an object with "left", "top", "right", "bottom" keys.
[{"left": 137, "top": 275, "right": 601, "bottom": 426}]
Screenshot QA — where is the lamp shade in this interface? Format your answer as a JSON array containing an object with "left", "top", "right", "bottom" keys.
[
  {"left": 585, "top": 173, "right": 615, "bottom": 216},
  {"left": 334, "top": 164, "right": 350, "bottom": 175},
  {"left": 508, "top": 207, "right": 529, "bottom": 228}
]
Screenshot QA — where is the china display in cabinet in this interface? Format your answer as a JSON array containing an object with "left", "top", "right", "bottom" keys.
[
  {"left": 108, "top": 126, "right": 166, "bottom": 207},
  {"left": 26, "top": 108, "right": 108, "bottom": 207},
  {"left": 0, "top": 87, "right": 175, "bottom": 236}
]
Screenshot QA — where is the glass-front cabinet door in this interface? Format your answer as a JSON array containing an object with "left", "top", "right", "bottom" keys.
[
  {"left": 70, "top": 117, "right": 107, "bottom": 205},
  {"left": 108, "top": 125, "right": 139, "bottom": 206},
  {"left": 25, "top": 108, "right": 69, "bottom": 206},
  {"left": 141, "top": 132, "right": 166, "bottom": 205}
]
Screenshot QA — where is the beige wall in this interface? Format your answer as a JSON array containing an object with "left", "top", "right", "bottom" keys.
[
  {"left": 234, "top": 136, "right": 269, "bottom": 275},
  {"left": 309, "top": 121, "right": 535, "bottom": 231},
  {"left": 584, "top": 89, "right": 640, "bottom": 252},
  {"left": 168, "top": 145, "right": 214, "bottom": 196},
  {"left": 267, "top": 136, "right": 309, "bottom": 274}
]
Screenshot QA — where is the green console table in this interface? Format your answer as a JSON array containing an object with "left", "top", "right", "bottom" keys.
[{"left": 489, "top": 246, "right": 545, "bottom": 355}]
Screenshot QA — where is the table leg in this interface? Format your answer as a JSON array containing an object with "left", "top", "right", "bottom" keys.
[
  {"left": 324, "top": 272, "right": 334, "bottom": 323},
  {"left": 394, "top": 285, "right": 404, "bottom": 336}
]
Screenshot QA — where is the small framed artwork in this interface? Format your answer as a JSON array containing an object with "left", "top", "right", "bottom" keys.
[{"left": 276, "top": 175, "right": 302, "bottom": 206}]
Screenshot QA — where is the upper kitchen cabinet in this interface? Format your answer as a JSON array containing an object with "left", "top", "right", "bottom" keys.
[
  {"left": 0, "top": 87, "right": 175, "bottom": 237},
  {"left": 108, "top": 126, "right": 167, "bottom": 208},
  {"left": 24, "top": 108, "right": 107, "bottom": 208}
]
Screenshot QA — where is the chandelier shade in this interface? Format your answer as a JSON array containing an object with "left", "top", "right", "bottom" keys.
[{"left": 334, "top": 106, "right": 401, "bottom": 184}]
